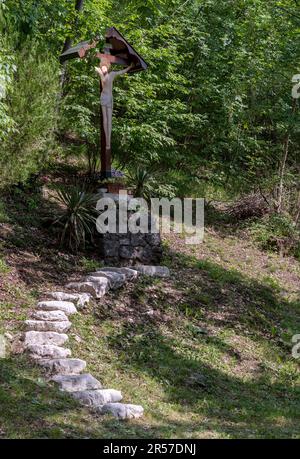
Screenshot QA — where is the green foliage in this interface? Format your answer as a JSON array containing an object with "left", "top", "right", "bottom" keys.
[
  {"left": 0, "top": 198, "right": 9, "bottom": 222},
  {"left": 0, "top": 257, "right": 10, "bottom": 273},
  {"left": 0, "top": 43, "right": 59, "bottom": 188},
  {"left": 126, "top": 166, "right": 177, "bottom": 199},
  {"left": 53, "top": 186, "right": 98, "bottom": 252},
  {"left": 126, "top": 167, "right": 153, "bottom": 199},
  {"left": 0, "top": 36, "right": 15, "bottom": 142},
  {"left": 1, "top": 0, "right": 299, "bottom": 256},
  {"left": 79, "top": 256, "right": 104, "bottom": 272},
  {"left": 250, "top": 213, "right": 300, "bottom": 256}
]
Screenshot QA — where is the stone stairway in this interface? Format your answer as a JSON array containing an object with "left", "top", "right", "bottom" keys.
[{"left": 22, "top": 265, "right": 169, "bottom": 420}]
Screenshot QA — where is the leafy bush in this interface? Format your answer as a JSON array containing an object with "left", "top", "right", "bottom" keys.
[
  {"left": 0, "top": 43, "right": 59, "bottom": 188},
  {"left": 126, "top": 166, "right": 176, "bottom": 200},
  {"left": 53, "top": 186, "right": 99, "bottom": 252},
  {"left": 0, "top": 36, "right": 15, "bottom": 142},
  {"left": 250, "top": 214, "right": 300, "bottom": 257}
]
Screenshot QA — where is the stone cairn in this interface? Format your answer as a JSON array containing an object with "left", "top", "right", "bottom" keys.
[{"left": 22, "top": 265, "right": 170, "bottom": 420}]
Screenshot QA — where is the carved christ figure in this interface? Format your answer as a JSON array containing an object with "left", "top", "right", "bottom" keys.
[{"left": 95, "top": 59, "right": 134, "bottom": 150}]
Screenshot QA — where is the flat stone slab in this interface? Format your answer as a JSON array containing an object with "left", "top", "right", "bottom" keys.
[
  {"left": 72, "top": 389, "right": 122, "bottom": 407},
  {"left": 37, "top": 301, "right": 77, "bottom": 315},
  {"left": 25, "top": 320, "right": 72, "bottom": 333},
  {"left": 31, "top": 310, "right": 69, "bottom": 322},
  {"left": 24, "top": 331, "right": 68, "bottom": 347},
  {"left": 66, "top": 281, "right": 108, "bottom": 299},
  {"left": 99, "top": 403, "right": 144, "bottom": 419},
  {"left": 37, "top": 358, "right": 86, "bottom": 375},
  {"left": 27, "top": 344, "right": 71, "bottom": 360},
  {"left": 99, "top": 267, "right": 139, "bottom": 280},
  {"left": 51, "top": 373, "right": 102, "bottom": 392},
  {"left": 135, "top": 265, "right": 170, "bottom": 278},
  {"left": 88, "top": 271, "right": 125, "bottom": 289},
  {"left": 46, "top": 292, "right": 91, "bottom": 309}
]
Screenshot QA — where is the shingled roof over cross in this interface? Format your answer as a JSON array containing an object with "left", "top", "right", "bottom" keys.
[{"left": 60, "top": 26, "right": 148, "bottom": 73}]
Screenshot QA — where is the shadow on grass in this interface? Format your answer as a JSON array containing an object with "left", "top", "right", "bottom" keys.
[
  {"left": 0, "top": 356, "right": 168, "bottom": 439},
  {"left": 161, "top": 247, "right": 300, "bottom": 341},
  {"left": 0, "top": 181, "right": 103, "bottom": 289},
  {"left": 100, "top": 248, "right": 300, "bottom": 438},
  {"left": 105, "top": 320, "right": 299, "bottom": 438}
]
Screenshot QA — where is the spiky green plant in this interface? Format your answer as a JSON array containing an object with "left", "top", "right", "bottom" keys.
[
  {"left": 126, "top": 167, "right": 153, "bottom": 199},
  {"left": 53, "top": 186, "right": 98, "bottom": 252}
]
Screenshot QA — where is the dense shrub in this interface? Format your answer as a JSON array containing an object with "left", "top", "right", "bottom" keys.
[
  {"left": 0, "top": 43, "right": 59, "bottom": 188},
  {"left": 250, "top": 214, "right": 300, "bottom": 258}
]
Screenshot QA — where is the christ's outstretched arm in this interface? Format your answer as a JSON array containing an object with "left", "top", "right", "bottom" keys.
[{"left": 112, "top": 62, "right": 134, "bottom": 77}]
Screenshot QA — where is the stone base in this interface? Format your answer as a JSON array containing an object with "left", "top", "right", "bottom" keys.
[
  {"left": 97, "top": 191, "right": 163, "bottom": 265},
  {"left": 98, "top": 231, "right": 162, "bottom": 265}
]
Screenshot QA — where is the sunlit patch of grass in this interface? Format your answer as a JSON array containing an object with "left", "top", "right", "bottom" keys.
[
  {"left": 0, "top": 257, "right": 10, "bottom": 273},
  {"left": 78, "top": 257, "right": 104, "bottom": 272}
]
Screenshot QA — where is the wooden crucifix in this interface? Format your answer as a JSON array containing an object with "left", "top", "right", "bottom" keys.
[{"left": 60, "top": 27, "right": 148, "bottom": 178}]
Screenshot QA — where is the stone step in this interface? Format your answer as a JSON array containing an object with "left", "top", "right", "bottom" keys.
[
  {"left": 46, "top": 292, "right": 91, "bottom": 309},
  {"left": 98, "top": 403, "right": 144, "bottom": 419},
  {"left": 135, "top": 265, "right": 170, "bottom": 278},
  {"left": 24, "top": 331, "right": 68, "bottom": 347},
  {"left": 71, "top": 389, "right": 122, "bottom": 407},
  {"left": 37, "top": 301, "right": 77, "bottom": 315},
  {"left": 66, "top": 281, "right": 108, "bottom": 299},
  {"left": 25, "top": 320, "right": 72, "bottom": 333},
  {"left": 51, "top": 373, "right": 102, "bottom": 392},
  {"left": 27, "top": 344, "right": 71, "bottom": 360},
  {"left": 98, "top": 267, "right": 139, "bottom": 280},
  {"left": 87, "top": 271, "right": 125, "bottom": 289},
  {"left": 37, "top": 358, "right": 86, "bottom": 375},
  {"left": 31, "top": 310, "right": 69, "bottom": 322}
]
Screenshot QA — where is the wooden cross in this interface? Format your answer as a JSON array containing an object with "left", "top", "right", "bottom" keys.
[{"left": 60, "top": 27, "right": 148, "bottom": 178}]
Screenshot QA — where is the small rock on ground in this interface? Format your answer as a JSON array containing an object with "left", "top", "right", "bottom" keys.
[
  {"left": 135, "top": 265, "right": 170, "bottom": 278},
  {"left": 66, "top": 281, "right": 108, "bottom": 299},
  {"left": 31, "top": 310, "right": 69, "bottom": 322},
  {"left": 88, "top": 271, "right": 125, "bottom": 289},
  {"left": 46, "top": 292, "right": 91, "bottom": 309},
  {"left": 24, "top": 331, "right": 68, "bottom": 347},
  {"left": 51, "top": 373, "right": 102, "bottom": 392},
  {"left": 71, "top": 389, "right": 122, "bottom": 407},
  {"left": 25, "top": 320, "right": 72, "bottom": 333},
  {"left": 99, "top": 403, "right": 144, "bottom": 420},
  {"left": 37, "top": 358, "right": 86, "bottom": 375},
  {"left": 27, "top": 344, "right": 71, "bottom": 360},
  {"left": 37, "top": 301, "right": 77, "bottom": 315},
  {"left": 99, "top": 267, "right": 139, "bottom": 280}
]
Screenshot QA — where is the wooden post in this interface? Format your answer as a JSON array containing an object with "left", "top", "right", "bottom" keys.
[{"left": 100, "top": 80, "right": 112, "bottom": 178}]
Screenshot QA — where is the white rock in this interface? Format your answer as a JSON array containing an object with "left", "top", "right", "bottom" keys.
[
  {"left": 46, "top": 292, "right": 91, "bottom": 309},
  {"left": 37, "top": 358, "right": 86, "bottom": 375},
  {"left": 37, "top": 301, "right": 77, "bottom": 315},
  {"left": 99, "top": 267, "right": 139, "bottom": 280},
  {"left": 135, "top": 265, "right": 170, "bottom": 278},
  {"left": 25, "top": 320, "right": 72, "bottom": 333},
  {"left": 66, "top": 281, "right": 108, "bottom": 299},
  {"left": 88, "top": 271, "right": 125, "bottom": 289},
  {"left": 72, "top": 389, "right": 122, "bottom": 407},
  {"left": 24, "top": 331, "right": 68, "bottom": 347},
  {"left": 31, "top": 310, "right": 69, "bottom": 322},
  {"left": 99, "top": 403, "right": 144, "bottom": 419},
  {"left": 51, "top": 373, "right": 102, "bottom": 392},
  {"left": 27, "top": 344, "right": 71, "bottom": 359}
]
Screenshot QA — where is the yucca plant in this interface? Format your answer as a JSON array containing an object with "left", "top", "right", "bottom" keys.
[
  {"left": 126, "top": 167, "right": 154, "bottom": 200},
  {"left": 53, "top": 186, "right": 98, "bottom": 252}
]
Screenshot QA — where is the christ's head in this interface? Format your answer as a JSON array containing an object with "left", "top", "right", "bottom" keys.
[{"left": 100, "top": 58, "right": 111, "bottom": 74}]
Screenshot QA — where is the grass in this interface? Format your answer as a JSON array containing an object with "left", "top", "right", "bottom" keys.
[{"left": 0, "top": 186, "right": 299, "bottom": 438}]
